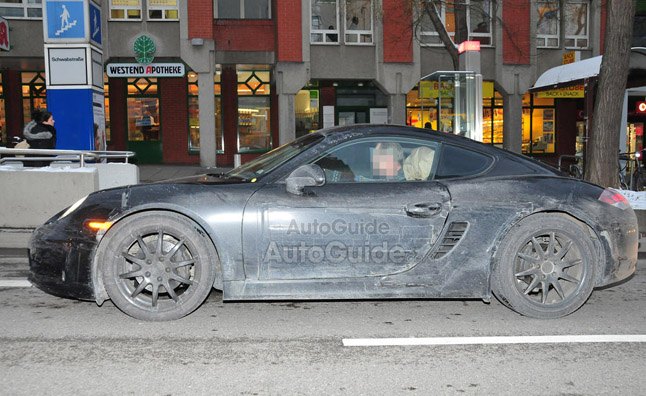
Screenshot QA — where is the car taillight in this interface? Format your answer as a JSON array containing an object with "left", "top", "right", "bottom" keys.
[{"left": 598, "top": 188, "right": 631, "bottom": 210}]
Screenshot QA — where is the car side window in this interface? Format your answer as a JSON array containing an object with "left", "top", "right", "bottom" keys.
[
  {"left": 435, "top": 144, "right": 493, "bottom": 179},
  {"left": 313, "top": 138, "right": 440, "bottom": 183}
]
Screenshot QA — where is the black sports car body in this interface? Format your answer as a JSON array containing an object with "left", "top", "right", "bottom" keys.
[{"left": 29, "top": 125, "right": 638, "bottom": 320}]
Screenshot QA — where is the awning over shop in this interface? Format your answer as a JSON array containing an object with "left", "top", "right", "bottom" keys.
[{"left": 531, "top": 47, "right": 646, "bottom": 92}]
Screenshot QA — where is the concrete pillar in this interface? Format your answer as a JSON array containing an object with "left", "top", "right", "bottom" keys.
[
  {"left": 388, "top": 94, "right": 407, "bottom": 125},
  {"left": 198, "top": 71, "right": 216, "bottom": 167},
  {"left": 278, "top": 93, "right": 296, "bottom": 145},
  {"left": 503, "top": 92, "right": 523, "bottom": 153}
]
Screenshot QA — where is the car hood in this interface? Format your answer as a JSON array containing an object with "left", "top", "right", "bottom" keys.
[{"left": 151, "top": 173, "right": 249, "bottom": 185}]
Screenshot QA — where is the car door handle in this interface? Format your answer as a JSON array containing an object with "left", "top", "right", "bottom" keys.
[{"left": 405, "top": 203, "right": 442, "bottom": 218}]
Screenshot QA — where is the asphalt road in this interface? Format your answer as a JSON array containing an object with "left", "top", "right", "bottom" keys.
[{"left": 0, "top": 259, "right": 645, "bottom": 395}]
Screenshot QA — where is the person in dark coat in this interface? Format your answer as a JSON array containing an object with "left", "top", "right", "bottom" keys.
[{"left": 23, "top": 110, "right": 56, "bottom": 166}]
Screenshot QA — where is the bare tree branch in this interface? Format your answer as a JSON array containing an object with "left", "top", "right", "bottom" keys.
[{"left": 421, "top": 0, "right": 460, "bottom": 69}]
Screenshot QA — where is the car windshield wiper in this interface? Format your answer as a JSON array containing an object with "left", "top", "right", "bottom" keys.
[{"left": 206, "top": 172, "right": 249, "bottom": 181}]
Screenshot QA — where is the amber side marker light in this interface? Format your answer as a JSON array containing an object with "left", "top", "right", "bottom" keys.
[{"left": 85, "top": 220, "right": 113, "bottom": 231}]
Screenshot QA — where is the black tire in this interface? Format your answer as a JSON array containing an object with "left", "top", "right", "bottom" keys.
[
  {"left": 98, "top": 211, "right": 217, "bottom": 321},
  {"left": 491, "top": 213, "right": 597, "bottom": 319}
]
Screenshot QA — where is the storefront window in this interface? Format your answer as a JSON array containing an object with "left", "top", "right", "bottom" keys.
[
  {"left": 536, "top": 1, "right": 559, "bottom": 48},
  {"left": 0, "top": 0, "right": 42, "bottom": 18},
  {"left": 110, "top": 0, "right": 142, "bottom": 20},
  {"left": 187, "top": 72, "right": 223, "bottom": 153},
  {"left": 237, "top": 66, "right": 271, "bottom": 153},
  {"left": 482, "top": 90, "right": 503, "bottom": 146},
  {"left": 126, "top": 77, "right": 159, "bottom": 141},
  {"left": 311, "top": 0, "right": 339, "bottom": 44},
  {"left": 419, "top": 0, "right": 492, "bottom": 46},
  {"left": 295, "top": 89, "right": 320, "bottom": 138},
  {"left": 564, "top": 1, "right": 589, "bottom": 48},
  {"left": 215, "top": 0, "right": 270, "bottom": 19},
  {"left": 0, "top": 73, "right": 5, "bottom": 145},
  {"left": 21, "top": 72, "right": 47, "bottom": 125},
  {"left": 522, "top": 93, "right": 556, "bottom": 154},
  {"left": 148, "top": 0, "right": 178, "bottom": 20},
  {"left": 104, "top": 75, "right": 111, "bottom": 142},
  {"left": 345, "top": 0, "right": 373, "bottom": 44}
]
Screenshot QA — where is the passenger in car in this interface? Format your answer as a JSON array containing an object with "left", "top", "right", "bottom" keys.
[{"left": 403, "top": 146, "right": 435, "bottom": 181}]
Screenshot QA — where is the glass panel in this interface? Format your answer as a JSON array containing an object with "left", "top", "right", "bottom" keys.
[
  {"left": 0, "top": 7, "right": 24, "bottom": 17},
  {"left": 469, "top": 0, "right": 491, "bottom": 34},
  {"left": 482, "top": 108, "right": 492, "bottom": 144},
  {"left": 436, "top": 144, "right": 492, "bottom": 179},
  {"left": 127, "top": 97, "right": 160, "bottom": 141},
  {"left": 218, "top": 0, "right": 240, "bottom": 18},
  {"left": 126, "top": 9, "right": 141, "bottom": 18},
  {"left": 0, "top": 99, "right": 5, "bottom": 146},
  {"left": 295, "top": 89, "right": 320, "bottom": 138},
  {"left": 311, "top": 0, "right": 338, "bottom": 43},
  {"left": 238, "top": 96, "right": 271, "bottom": 152},
  {"left": 493, "top": 107, "right": 503, "bottom": 145},
  {"left": 164, "top": 9, "right": 178, "bottom": 19},
  {"left": 530, "top": 108, "right": 555, "bottom": 154},
  {"left": 26, "top": 7, "right": 41, "bottom": 17},
  {"left": 345, "top": 0, "right": 371, "bottom": 31},
  {"left": 521, "top": 108, "right": 531, "bottom": 153},
  {"left": 110, "top": 9, "right": 125, "bottom": 18},
  {"left": 564, "top": 2, "right": 587, "bottom": 37},
  {"left": 536, "top": 1, "right": 559, "bottom": 36},
  {"left": 188, "top": 96, "right": 200, "bottom": 150},
  {"left": 244, "top": 0, "right": 269, "bottom": 18},
  {"left": 444, "top": 0, "right": 455, "bottom": 34}
]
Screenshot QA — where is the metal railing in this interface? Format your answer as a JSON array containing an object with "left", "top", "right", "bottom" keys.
[{"left": 0, "top": 147, "right": 135, "bottom": 167}]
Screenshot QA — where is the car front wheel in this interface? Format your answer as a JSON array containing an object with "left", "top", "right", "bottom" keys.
[
  {"left": 99, "top": 211, "right": 217, "bottom": 321},
  {"left": 492, "top": 213, "right": 597, "bottom": 319}
]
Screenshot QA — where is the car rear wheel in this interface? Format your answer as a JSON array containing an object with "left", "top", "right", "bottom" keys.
[
  {"left": 491, "top": 213, "right": 597, "bottom": 319},
  {"left": 100, "top": 211, "right": 217, "bottom": 321}
]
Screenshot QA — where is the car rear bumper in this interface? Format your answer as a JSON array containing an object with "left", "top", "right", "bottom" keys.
[{"left": 596, "top": 208, "right": 639, "bottom": 287}]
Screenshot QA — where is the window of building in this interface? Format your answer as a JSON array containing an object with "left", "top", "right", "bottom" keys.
[
  {"left": 482, "top": 89, "right": 503, "bottom": 147},
  {"left": 295, "top": 88, "right": 320, "bottom": 138},
  {"left": 536, "top": 1, "right": 559, "bottom": 48},
  {"left": 215, "top": 0, "right": 271, "bottom": 19},
  {"left": 419, "top": 0, "right": 493, "bottom": 46},
  {"left": 522, "top": 93, "right": 556, "bottom": 155},
  {"left": 126, "top": 77, "right": 159, "bottom": 142},
  {"left": 187, "top": 72, "right": 224, "bottom": 154},
  {"left": 311, "top": 0, "right": 339, "bottom": 44},
  {"left": 0, "top": 73, "right": 5, "bottom": 145},
  {"left": 104, "top": 75, "right": 111, "bottom": 143},
  {"left": 237, "top": 66, "right": 271, "bottom": 153},
  {"left": 0, "top": 0, "right": 42, "bottom": 19},
  {"left": 21, "top": 72, "right": 47, "bottom": 125},
  {"left": 345, "top": 0, "right": 373, "bottom": 44},
  {"left": 110, "top": 0, "right": 142, "bottom": 20},
  {"left": 148, "top": 0, "right": 178, "bottom": 20},
  {"left": 564, "top": 1, "right": 589, "bottom": 48}
]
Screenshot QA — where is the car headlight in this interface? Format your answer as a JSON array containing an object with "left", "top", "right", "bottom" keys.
[{"left": 58, "top": 195, "right": 88, "bottom": 220}]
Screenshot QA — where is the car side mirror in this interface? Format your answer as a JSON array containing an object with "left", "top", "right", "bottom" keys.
[{"left": 286, "top": 164, "right": 326, "bottom": 195}]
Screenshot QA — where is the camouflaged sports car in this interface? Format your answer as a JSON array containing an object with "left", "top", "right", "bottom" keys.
[{"left": 29, "top": 125, "right": 638, "bottom": 321}]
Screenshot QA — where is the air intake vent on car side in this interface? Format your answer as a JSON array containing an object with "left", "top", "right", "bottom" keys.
[{"left": 433, "top": 222, "right": 468, "bottom": 259}]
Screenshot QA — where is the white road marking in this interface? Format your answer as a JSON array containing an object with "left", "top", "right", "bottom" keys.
[
  {"left": 0, "top": 279, "right": 32, "bottom": 288},
  {"left": 343, "top": 335, "right": 646, "bottom": 347}
]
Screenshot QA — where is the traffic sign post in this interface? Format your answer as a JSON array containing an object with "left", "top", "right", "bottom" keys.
[{"left": 42, "top": 0, "right": 105, "bottom": 150}]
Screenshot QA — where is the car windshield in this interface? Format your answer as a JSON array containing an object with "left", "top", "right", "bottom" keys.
[{"left": 226, "top": 133, "right": 323, "bottom": 180}]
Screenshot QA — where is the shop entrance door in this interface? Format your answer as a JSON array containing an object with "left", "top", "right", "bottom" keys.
[{"left": 126, "top": 97, "right": 163, "bottom": 164}]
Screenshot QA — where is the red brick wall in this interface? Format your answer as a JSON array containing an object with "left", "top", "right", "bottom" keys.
[
  {"left": 160, "top": 78, "right": 198, "bottom": 164},
  {"left": 107, "top": 77, "right": 127, "bottom": 151},
  {"left": 4, "top": 70, "right": 22, "bottom": 141},
  {"left": 214, "top": 20, "right": 275, "bottom": 51},
  {"left": 220, "top": 66, "right": 238, "bottom": 167},
  {"left": 382, "top": 0, "right": 413, "bottom": 63},
  {"left": 276, "top": 0, "right": 302, "bottom": 62},
  {"left": 502, "top": 0, "right": 531, "bottom": 65},
  {"left": 188, "top": 0, "right": 213, "bottom": 39}
]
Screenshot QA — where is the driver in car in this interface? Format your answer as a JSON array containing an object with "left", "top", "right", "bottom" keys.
[{"left": 357, "top": 142, "right": 405, "bottom": 182}]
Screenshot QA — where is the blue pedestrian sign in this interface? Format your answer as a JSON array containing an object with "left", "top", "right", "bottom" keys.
[
  {"left": 43, "top": 0, "right": 87, "bottom": 42},
  {"left": 89, "top": 2, "right": 101, "bottom": 46}
]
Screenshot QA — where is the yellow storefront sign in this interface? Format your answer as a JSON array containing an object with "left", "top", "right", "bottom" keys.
[
  {"left": 420, "top": 81, "right": 495, "bottom": 99},
  {"left": 111, "top": 0, "right": 141, "bottom": 6},
  {"left": 148, "top": 0, "right": 177, "bottom": 6},
  {"left": 535, "top": 84, "right": 585, "bottom": 98}
]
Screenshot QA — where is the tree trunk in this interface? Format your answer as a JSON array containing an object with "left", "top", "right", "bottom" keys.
[
  {"left": 422, "top": 0, "right": 459, "bottom": 69},
  {"left": 585, "top": 0, "right": 635, "bottom": 187}
]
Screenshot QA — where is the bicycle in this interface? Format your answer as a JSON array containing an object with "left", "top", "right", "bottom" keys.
[{"left": 618, "top": 150, "right": 646, "bottom": 191}]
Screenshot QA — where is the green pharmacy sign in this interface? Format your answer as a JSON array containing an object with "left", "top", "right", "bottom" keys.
[{"left": 134, "top": 35, "right": 156, "bottom": 64}]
